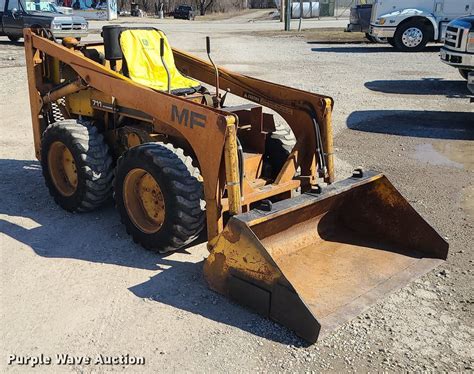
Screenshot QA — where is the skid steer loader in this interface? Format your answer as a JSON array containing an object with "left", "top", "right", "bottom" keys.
[{"left": 23, "top": 26, "right": 448, "bottom": 343}]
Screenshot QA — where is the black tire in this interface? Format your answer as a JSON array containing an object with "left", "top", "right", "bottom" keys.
[
  {"left": 264, "top": 121, "right": 297, "bottom": 179},
  {"left": 114, "top": 143, "right": 205, "bottom": 253},
  {"left": 387, "top": 37, "right": 396, "bottom": 48},
  {"left": 7, "top": 35, "right": 20, "bottom": 42},
  {"left": 459, "top": 69, "right": 470, "bottom": 80},
  {"left": 393, "top": 20, "right": 430, "bottom": 52},
  {"left": 41, "top": 120, "right": 114, "bottom": 212}
]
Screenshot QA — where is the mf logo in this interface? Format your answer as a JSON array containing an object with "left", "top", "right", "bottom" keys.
[{"left": 171, "top": 105, "right": 206, "bottom": 129}]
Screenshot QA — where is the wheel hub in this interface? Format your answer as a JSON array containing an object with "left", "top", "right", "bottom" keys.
[
  {"left": 123, "top": 168, "right": 165, "bottom": 234},
  {"left": 48, "top": 141, "right": 78, "bottom": 197},
  {"left": 402, "top": 27, "right": 423, "bottom": 48}
]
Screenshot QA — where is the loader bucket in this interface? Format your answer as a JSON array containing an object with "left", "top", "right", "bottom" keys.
[{"left": 204, "top": 171, "right": 448, "bottom": 343}]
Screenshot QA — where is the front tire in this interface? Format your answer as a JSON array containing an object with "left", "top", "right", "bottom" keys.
[
  {"left": 393, "top": 20, "right": 430, "bottom": 52},
  {"left": 41, "top": 120, "right": 114, "bottom": 212},
  {"left": 8, "top": 35, "right": 20, "bottom": 42},
  {"left": 114, "top": 143, "right": 205, "bottom": 253},
  {"left": 387, "top": 37, "right": 396, "bottom": 48}
]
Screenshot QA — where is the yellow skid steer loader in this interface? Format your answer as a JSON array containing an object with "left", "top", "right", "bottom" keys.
[{"left": 23, "top": 27, "right": 448, "bottom": 342}]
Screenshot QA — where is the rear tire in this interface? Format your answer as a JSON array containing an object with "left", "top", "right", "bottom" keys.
[
  {"left": 393, "top": 20, "right": 430, "bottom": 52},
  {"left": 459, "top": 69, "right": 470, "bottom": 80},
  {"left": 264, "top": 121, "right": 297, "bottom": 179},
  {"left": 114, "top": 143, "right": 205, "bottom": 253},
  {"left": 7, "top": 35, "right": 20, "bottom": 42},
  {"left": 41, "top": 120, "right": 114, "bottom": 212}
]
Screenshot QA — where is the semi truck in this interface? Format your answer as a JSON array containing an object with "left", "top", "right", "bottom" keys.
[{"left": 370, "top": 0, "right": 474, "bottom": 51}]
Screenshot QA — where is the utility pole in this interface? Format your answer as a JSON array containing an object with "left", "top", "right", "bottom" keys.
[
  {"left": 280, "top": 0, "right": 285, "bottom": 23},
  {"left": 298, "top": 0, "right": 303, "bottom": 31},
  {"left": 284, "top": 0, "right": 291, "bottom": 31}
]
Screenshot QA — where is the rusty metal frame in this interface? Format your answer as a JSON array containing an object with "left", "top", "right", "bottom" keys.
[
  {"left": 23, "top": 29, "right": 334, "bottom": 244},
  {"left": 173, "top": 49, "right": 335, "bottom": 183}
]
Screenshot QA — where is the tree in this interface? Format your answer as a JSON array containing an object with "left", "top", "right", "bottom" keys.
[{"left": 196, "top": 0, "right": 213, "bottom": 15}]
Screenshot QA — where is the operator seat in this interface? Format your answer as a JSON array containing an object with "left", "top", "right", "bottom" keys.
[{"left": 119, "top": 29, "right": 201, "bottom": 95}]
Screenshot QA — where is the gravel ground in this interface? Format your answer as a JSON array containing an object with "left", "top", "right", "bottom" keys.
[{"left": 0, "top": 12, "right": 473, "bottom": 373}]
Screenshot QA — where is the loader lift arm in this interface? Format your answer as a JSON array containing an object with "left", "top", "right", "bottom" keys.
[{"left": 173, "top": 48, "right": 335, "bottom": 183}]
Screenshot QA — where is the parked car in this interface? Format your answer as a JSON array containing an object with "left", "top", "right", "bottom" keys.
[
  {"left": 370, "top": 0, "right": 474, "bottom": 51},
  {"left": 173, "top": 5, "right": 195, "bottom": 20},
  {"left": 0, "top": 0, "right": 88, "bottom": 42}
]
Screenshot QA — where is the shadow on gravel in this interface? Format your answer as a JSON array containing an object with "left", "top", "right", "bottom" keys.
[
  {"left": 307, "top": 40, "right": 368, "bottom": 45},
  {"left": 0, "top": 159, "right": 164, "bottom": 270},
  {"left": 365, "top": 78, "right": 470, "bottom": 97},
  {"left": 310, "top": 45, "right": 440, "bottom": 53},
  {"left": 347, "top": 110, "right": 474, "bottom": 140},
  {"left": 0, "top": 158, "right": 305, "bottom": 346},
  {"left": 0, "top": 40, "right": 23, "bottom": 46},
  {"left": 128, "top": 261, "right": 307, "bottom": 346}
]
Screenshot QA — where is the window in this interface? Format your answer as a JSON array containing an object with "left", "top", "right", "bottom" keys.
[
  {"left": 23, "top": 0, "right": 56, "bottom": 11},
  {"left": 7, "top": 0, "right": 19, "bottom": 10}
]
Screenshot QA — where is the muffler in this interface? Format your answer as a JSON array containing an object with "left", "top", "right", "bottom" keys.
[{"left": 204, "top": 171, "right": 448, "bottom": 343}]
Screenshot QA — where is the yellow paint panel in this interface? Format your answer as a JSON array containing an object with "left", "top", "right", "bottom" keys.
[{"left": 66, "top": 89, "right": 93, "bottom": 116}]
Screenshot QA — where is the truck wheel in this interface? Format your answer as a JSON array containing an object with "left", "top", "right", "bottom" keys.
[
  {"left": 394, "top": 20, "right": 430, "bottom": 52},
  {"left": 114, "top": 143, "right": 205, "bottom": 253},
  {"left": 8, "top": 36, "right": 20, "bottom": 42},
  {"left": 459, "top": 69, "right": 470, "bottom": 80},
  {"left": 387, "top": 37, "right": 396, "bottom": 48},
  {"left": 41, "top": 120, "right": 114, "bottom": 212},
  {"left": 264, "top": 121, "right": 297, "bottom": 179}
]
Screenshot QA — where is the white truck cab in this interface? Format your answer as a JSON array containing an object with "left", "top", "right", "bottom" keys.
[{"left": 370, "top": 0, "right": 474, "bottom": 51}]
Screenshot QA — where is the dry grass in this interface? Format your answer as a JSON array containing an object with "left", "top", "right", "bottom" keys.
[
  {"left": 196, "top": 9, "right": 259, "bottom": 21},
  {"left": 252, "top": 28, "right": 368, "bottom": 43}
]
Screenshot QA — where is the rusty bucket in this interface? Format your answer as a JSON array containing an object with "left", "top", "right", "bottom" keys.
[{"left": 204, "top": 171, "right": 448, "bottom": 343}]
